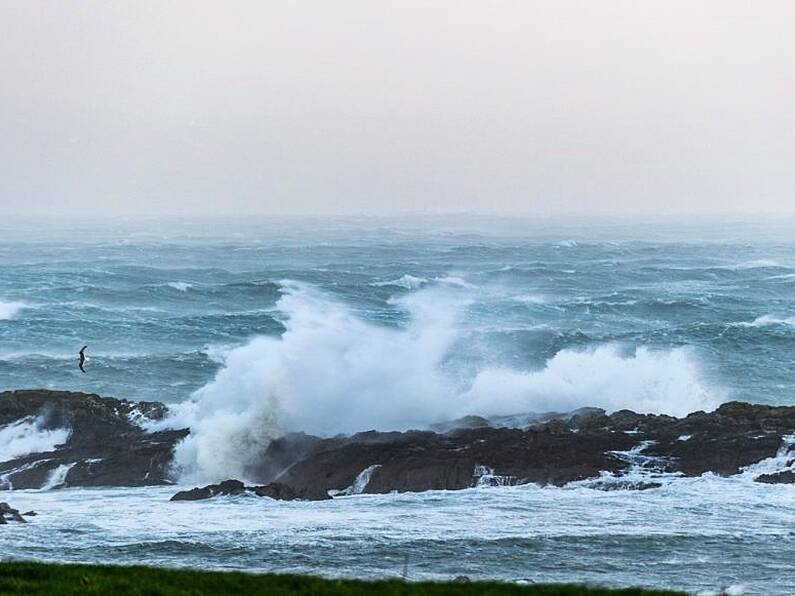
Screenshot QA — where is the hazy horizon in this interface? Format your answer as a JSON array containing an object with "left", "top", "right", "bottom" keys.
[{"left": 2, "top": 1, "right": 794, "bottom": 217}]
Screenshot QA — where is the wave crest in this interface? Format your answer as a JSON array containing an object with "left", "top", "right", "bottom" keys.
[{"left": 164, "top": 282, "right": 723, "bottom": 484}]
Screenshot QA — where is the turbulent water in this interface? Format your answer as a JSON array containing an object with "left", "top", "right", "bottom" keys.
[{"left": 2, "top": 215, "right": 795, "bottom": 594}]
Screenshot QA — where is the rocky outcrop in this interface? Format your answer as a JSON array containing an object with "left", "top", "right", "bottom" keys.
[
  {"left": 755, "top": 470, "right": 795, "bottom": 484},
  {"left": 170, "top": 479, "right": 331, "bottom": 501},
  {"left": 172, "top": 401, "right": 795, "bottom": 501},
  {"left": 0, "top": 502, "right": 28, "bottom": 523},
  {"left": 4, "top": 390, "right": 795, "bottom": 499},
  {"left": 171, "top": 479, "right": 248, "bottom": 501},
  {"left": 0, "top": 390, "right": 188, "bottom": 489}
]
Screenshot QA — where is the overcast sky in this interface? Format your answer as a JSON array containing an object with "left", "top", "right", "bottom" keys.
[{"left": 1, "top": 1, "right": 794, "bottom": 217}]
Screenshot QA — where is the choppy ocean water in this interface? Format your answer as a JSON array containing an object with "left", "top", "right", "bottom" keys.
[{"left": 1, "top": 215, "right": 795, "bottom": 594}]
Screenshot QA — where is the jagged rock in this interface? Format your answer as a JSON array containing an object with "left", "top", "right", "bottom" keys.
[
  {"left": 170, "top": 479, "right": 247, "bottom": 501},
  {"left": 7, "top": 390, "right": 795, "bottom": 499},
  {"left": 170, "top": 479, "right": 331, "bottom": 502},
  {"left": 0, "top": 390, "right": 188, "bottom": 489},
  {"left": 755, "top": 471, "right": 795, "bottom": 484},
  {"left": 238, "top": 401, "right": 795, "bottom": 497},
  {"left": 569, "top": 408, "right": 610, "bottom": 431}
]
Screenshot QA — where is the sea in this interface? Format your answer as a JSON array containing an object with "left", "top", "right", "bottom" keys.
[{"left": 1, "top": 214, "right": 794, "bottom": 595}]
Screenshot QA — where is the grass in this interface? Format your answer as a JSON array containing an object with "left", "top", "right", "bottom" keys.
[{"left": 0, "top": 562, "right": 685, "bottom": 595}]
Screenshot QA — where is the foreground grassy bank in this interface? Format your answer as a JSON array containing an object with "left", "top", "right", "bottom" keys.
[{"left": 0, "top": 562, "right": 684, "bottom": 596}]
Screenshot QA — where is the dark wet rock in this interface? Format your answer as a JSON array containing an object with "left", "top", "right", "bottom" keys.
[
  {"left": 252, "top": 482, "right": 331, "bottom": 501},
  {"left": 642, "top": 402, "right": 795, "bottom": 476},
  {"left": 235, "top": 401, "right": 795, "bottom": 498},
  {"left": 0, "top": 390, "right": 187, "bottom": 489},
  {"left": 569, "top": 408, "right": 610, "bottom": 432},
  {"left": 170, "top": 479, "right": 247, "bottom": 501},
  {"left": 430, "top": 415, "right": 492, "bottom": 433},
  {"left": 587, "top": 479, "right": 663, "bottom": 491},
  {"left": 6, "top": 390, "right": 795, "bottom": 498},
  {"left": 22, "top": 511, "right": 37, "bottom": 517},
  {"left": 260, "top": 425, "right": 635, "bottom": 497},
  {"left": 170, "top": 479, "right": 331, "bottom": 502},
  {"left": 755, "top": 470, "right": 795, "bottom": 484}
]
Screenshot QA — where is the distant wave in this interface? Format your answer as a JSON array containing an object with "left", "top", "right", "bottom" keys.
[
  {"left": 155, "top": 281, "right": 724, "bottom": 484},
  {"left": 167, "top": 281, "right": 193, "bottom": 292},
  {"left": 735, "top": 315, "right": 795, "bottom": 329},
  {"left": 52, "top": 300, "right": 164, "bottom": 313},
  {"left": 0, "top": 300, "right": 28, "bottom": 320},
  {"left": 372, "top": 274, "right": 475, "bottom": 291},
  {"left": 509, "top": 294, "right": 547, "bottom": 305},
  {"left": 726, "top": 259, "right": 788, "bottom": 270}
]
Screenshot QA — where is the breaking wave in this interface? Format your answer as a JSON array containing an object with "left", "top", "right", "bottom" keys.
[
  {"left": 0, "top": 416, "right": 71, "bottom": 461},
  {"left": 161, "top": 282, "right": 724, "bottom": 484},
  {"left": 0, "top": 300, "right": 28, "bottom": 320},
  {"left": 167, "top": 281, "right": 193, "bottom": 292},
  {"left": 371, "top": 275, "right": 427, "bottom": 290},
  {"left": 736, "top": 315, "right": 795, "bottom": 328}
]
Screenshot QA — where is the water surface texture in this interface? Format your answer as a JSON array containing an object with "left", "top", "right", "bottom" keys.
[{"left": 1, "top": 216, "right": 794, "bottom": 594}]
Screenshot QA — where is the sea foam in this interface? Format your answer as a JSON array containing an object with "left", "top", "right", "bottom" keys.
[
  {"left": 0, "top": 416, "right": 71, "bottom": 461},
  {"left": 0, "top": 300, "right": 28, "bottom": 320},
  {"left": 160, "top": 281, "right": 723, "bottom": 484}
]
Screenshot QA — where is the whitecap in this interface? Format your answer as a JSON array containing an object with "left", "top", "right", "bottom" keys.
[
  {"left": 167, "top": 281, "right": 193, "bottom": 292},
  {"left": 0, "top": 300, "right": 28, "bottom": 320},
  {"left": 735, "top": 315, "right": 795, "bottom": 328}
]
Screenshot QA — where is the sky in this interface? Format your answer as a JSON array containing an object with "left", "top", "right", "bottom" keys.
[{"left": 0, "top": 1, "right": 794, "bottom": 217}]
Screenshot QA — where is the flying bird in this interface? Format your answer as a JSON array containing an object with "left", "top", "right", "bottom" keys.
[{"left": 78, "top": 345, "right": 88, "bottom": 373}]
